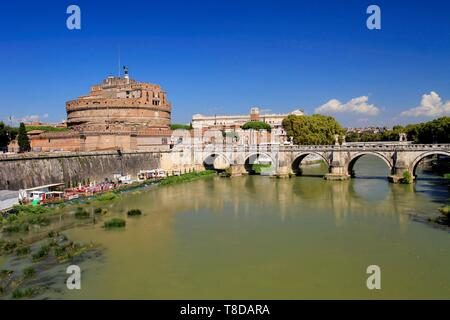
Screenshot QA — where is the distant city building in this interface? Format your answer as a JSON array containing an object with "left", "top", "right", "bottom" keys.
[
  {"left": 346, "top": 126, "right": 384, "bottom": 134},
  {"left": 190, "top": 107, "right": 304, "bottom": 145},
  {"left": 14, "top": 70, "right": 173, "bottom": 152},
  {"left": 192, "top": 107, "right": 304, "bottom": 129}
]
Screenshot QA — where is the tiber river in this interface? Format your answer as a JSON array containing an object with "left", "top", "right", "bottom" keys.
[{"left": 45, "top": 155, "right": 449, "bottom": 299}]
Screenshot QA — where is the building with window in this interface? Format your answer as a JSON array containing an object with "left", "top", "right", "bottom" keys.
[{"left": 191, "top": 107, "right": 304, "bottom": 145}]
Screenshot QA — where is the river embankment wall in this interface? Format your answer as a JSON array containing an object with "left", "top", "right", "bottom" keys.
[{"left": 0, "top": 151, "right": 169, "bottom": 190}]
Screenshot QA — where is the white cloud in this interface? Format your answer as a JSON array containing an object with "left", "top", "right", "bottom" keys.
[
  {"left": 20, "top": 115, "right": 41, "bottom": 123},
  {"left": 6, "top": 114, "right": 48, "bottom": 124},
  {"left": 315, "top": 96, "right": 380, "bottom": 116},
  {"left": 400, "top": 91, "right": 450, "bottom": 117}
]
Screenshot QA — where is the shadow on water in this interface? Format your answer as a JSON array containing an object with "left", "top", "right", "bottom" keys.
[
  {"left": 414, "top": 172, "right": 449, "bottom": 205},
  {"left": 297, "top": 174, "right": 325, "bottom": 178},
  {"left": 352, "top": 176, "right": 387, "bottom": 181}
]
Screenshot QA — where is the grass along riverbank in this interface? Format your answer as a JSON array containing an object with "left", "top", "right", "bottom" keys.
[
  {"left": 0, "top": 170, "right": 216, "bottom": 299},
  {"left": 159, "top": 170, "right": 215, "bottom": 186}
]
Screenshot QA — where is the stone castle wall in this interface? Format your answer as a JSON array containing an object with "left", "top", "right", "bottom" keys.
[{"left": 0, "top": 151, "right": 164, "bottom": 190}]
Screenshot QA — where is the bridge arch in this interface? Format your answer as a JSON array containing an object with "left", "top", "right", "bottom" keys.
[
  {"left": 244, "top": 152, "right": 275, "bottom": 174},
  {"left": 291, "top": 152, "right": 330, "bottom": 175},
  {"left": 202, "top": 153, "right": 231, "bottom": 171},
  {"left": 347, "top": 152, "right": 393, "bottom": 177},
  {"left": 410, "top": 151, "right": 450, "bottom": 176}
]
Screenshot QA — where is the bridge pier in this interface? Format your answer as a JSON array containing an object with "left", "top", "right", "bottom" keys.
[
  {"left": 226, "top": 164, "right": 246, "bottom": 177},
  {"left": 388, "top": 160, "right": 415, "bottom": 184},
  {"left": 324, "top": 161, "right": 350, "bottom": 181},
  {"left": 275, "top": 166, "right": 291, "bottom": 178}
]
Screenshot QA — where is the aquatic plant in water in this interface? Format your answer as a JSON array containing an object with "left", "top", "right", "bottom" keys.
[
  {"left": 127, "top": 209, "right": 142, "bottom": 216},
  {"left": 103, "top": 218, "right": 126, "bottom": 229}
]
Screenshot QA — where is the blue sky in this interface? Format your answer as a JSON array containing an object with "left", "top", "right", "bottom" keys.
[{"left": 0, "top": 0, "right": 449, "bottom": 127}]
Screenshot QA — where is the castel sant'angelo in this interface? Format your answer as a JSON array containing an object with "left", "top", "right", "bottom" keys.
[{"left": 29, "top": 68, "right": 172, "bottom": 152}]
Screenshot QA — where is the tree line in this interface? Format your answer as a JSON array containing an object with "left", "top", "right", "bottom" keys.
[
  {"left": 346, "top": 117, "right": 450, "bottom": 143},
  {"left": 282, "top": 115, "right": 450, "bottom": 145}
]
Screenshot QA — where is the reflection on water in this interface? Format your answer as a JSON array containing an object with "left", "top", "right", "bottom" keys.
[{"left": 49, "top": 156, "right": 450, "bottom": 299}]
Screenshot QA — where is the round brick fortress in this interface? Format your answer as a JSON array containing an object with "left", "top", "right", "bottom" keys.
[{"left": 66, "top": 75, "right": 171, "bottom": 132}]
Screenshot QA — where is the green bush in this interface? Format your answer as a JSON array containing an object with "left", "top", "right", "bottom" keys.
[
  {"left": 401, "top": 171, "right": 413, "bottom": 184},
  {"left": 16, "top": 246, "right": 31, "bottom": 256},
  {"left": 95, "top": 192, "right": 117, "bottom": 202},
  {"left": 251, "top": 163, "right": 273, "bottom": 174},
  {"left": 23, "top": 267, "right": 36, "bottom": 279},
  {"left": 242, "top": 121, "right": 272, "bottom": 132},
  {"left": 28, "top": 215, "right": 50, "bottom": 226},
  {"left": 74, "top": 207, "right": 90, "bottom": 219},
  {"left": 32, "top": 245, "right": 50, "bottom": 262},
  {"left": 1, "top": 241, "right": 18, "bottom": 254},
  {"left": 12, "top": 287, "right": 37, "bottom": 299},
  {"left": 7, "top": 214, "right": 18, "bottom": 223},
  {"left": 170, "top": 123, "right": 192, "bottom": 130},
  {"left": 12, "top": 204, "right": 49, "bottom": 215},
  {"left": 0, "top": 269, "right": 14, "bottom": 279},
  {"left": 94, "top": 208, "right": 108, "bottom": 215},
  {"left": 127, "top": 209, "right": 142, "bottom": 216},
  {"left": 3, "top": 223, "right": 21, "bottom": 233},
  {"left": 104, "top": 218, "right": 126, "bottom": 229}
]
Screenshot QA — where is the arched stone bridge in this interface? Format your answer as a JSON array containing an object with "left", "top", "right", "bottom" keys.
[{"left": 172, "top": 142, "right": 450, "bottom": 182}]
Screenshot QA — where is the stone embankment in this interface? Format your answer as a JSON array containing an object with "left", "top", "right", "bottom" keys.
[{"left": 0, "top": 151, "right": 166, "bottom": 190}]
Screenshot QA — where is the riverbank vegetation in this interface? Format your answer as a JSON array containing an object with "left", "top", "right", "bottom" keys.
[
  {"left": 127, "top": 209, "right": 142, "bottom": 216},
  {"left": 0, "top": 231, "right": 99, "bottom": 299},
  {"left": 0, "top": 171, "right": 214, "bottom": 237},
  {"left": 0, "top": 205, "right": 53, "bottom": 234},
  {"left": 401, "top": 171, "right": 414, "bottom": 184},
  {"left": 251, "top": 163, "right": 273, "bottom": 174},
  {"left": 159, "top": 170, "right": 215, "bottom": 186},
  {"left": 0, "top": 170, "right": 218, "bottom": 298},
  {"left": 93, "top": 192, "right": 117, "bottom": 202},
  {"left": 104, "top": 218, "right": 126, "bottom": 229}
]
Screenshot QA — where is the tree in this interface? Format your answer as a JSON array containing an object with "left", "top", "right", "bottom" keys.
[
  {"left": 17, "top": 122, "right": 31, "bottom": 152},
  {"left": 170, "top": 123, "right": 192, "bottom": 130},
  {"left": 282, "top": 114, "right": 345, "bottom": 145},
  {"left": 241, "top": 121, "right": 272, "bottom": 132},
  {"left": 0, "top": 122, "right": 9, "bottom": 152}
]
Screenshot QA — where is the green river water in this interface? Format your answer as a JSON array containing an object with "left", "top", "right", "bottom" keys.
[{"left": 9, "top": 155, "right": 450, "bottom": 299}]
